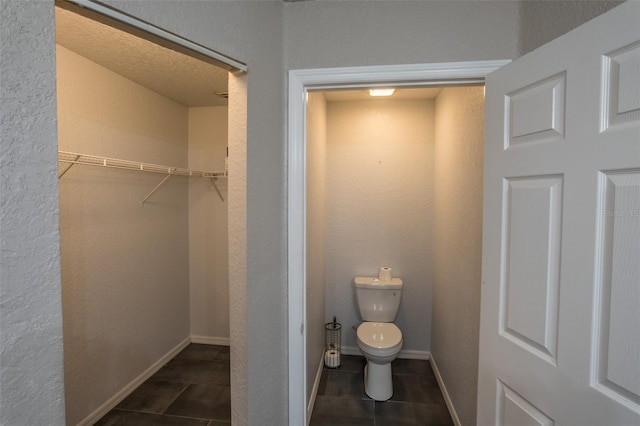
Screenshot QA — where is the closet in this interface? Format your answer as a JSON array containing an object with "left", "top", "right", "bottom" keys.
[{"left": 55, "top": 4, "right": 235, "bottom": 424}]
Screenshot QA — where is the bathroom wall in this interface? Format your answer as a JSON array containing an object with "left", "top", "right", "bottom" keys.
[
  {"left": 57, "top": 45, "right": 191, "bottom": 425},
  {"left": 325, "top": 98, "right": 435, "bottom": 354},
  {"left": 306, "top": 92, "right": 328, "bottom": 406},
  {"left": 432, "top": 86, "right": 485, "bottom": 425},
  {"left": 188, "top": 106, "right": 229, "bottom": 343}
]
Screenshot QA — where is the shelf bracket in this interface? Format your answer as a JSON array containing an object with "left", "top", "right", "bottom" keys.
[
  {"left": 210, "top": 177, "right": 225, "bottom": 202},
  {"left": 58, "top": 154, "right": 81, "bottom": 179},
  {"left": 141, "top": 171, "right": 175, "bottom": 205}
]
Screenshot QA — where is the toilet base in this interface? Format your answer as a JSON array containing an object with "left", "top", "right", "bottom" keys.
[{"left": 364, "top": 362, "right": 393, "bottom": 401}]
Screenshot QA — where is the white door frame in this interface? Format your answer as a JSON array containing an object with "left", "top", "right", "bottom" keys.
[{"left": 287, "top": 59, "right": 510, "bottom": 425}]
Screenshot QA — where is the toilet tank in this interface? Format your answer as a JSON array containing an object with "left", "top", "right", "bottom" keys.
[{"left": 354, "top": 277, "right": 403, "bottom": 322}]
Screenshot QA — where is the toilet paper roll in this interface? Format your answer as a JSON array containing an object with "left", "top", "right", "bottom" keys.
[
  {"left": 324, "top": 349, "right": 340, "bottom": 368},
  {"left": 378, "top": 267, "right": 392, "bottom": 281}
]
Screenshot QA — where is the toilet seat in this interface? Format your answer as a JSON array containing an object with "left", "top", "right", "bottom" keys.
[{"left": 357, "top": 322, "right": 402, "bottom": 353}]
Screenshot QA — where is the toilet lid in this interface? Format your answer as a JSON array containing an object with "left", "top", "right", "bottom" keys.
[{"left": 357, "top": 322, "right": 402, "bottom": 349}]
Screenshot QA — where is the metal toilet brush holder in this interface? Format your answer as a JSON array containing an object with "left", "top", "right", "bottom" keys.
[{"left": 324, "top": 318, "right": 341, "bottom": 368}]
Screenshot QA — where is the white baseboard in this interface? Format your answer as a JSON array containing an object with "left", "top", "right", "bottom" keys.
[
  {"left": 430, "top": 354, "right": 461, "bottom": 426},
  {"left": 190, "top": 335, "right": 230, "bottom": 346},
  {"left": 340, "top": 345, "right": 430, "bottom": 360},
  {"left": 307, "top": 352, "right": 325, "bottom": 425},
  {"left": 397, "top": 349, "right": 431, "bottom": 360},
  {"left": 77, "top": 336, "right": 191, "bottom": 426}
]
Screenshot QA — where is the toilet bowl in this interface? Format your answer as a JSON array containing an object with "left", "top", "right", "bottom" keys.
[
  {"left": 354, "top": 271, "right": 404, "bottom": 401},
  {"left": 356, "top": 321, "right": 403, "bottom": 401}
]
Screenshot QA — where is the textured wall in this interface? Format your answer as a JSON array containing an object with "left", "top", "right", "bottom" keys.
[
  {"left": 227, "top": 72, "right": 249, "bottom": 426},
  {"left": 306, "top": 92, "right": 327, "bottom": 403},
  {"left": 188, "top": 106, "right": 229, "bottom": 343},
  {"left": 325, "top": 99, "right": 435, "bottom": 353},
  {"left": 57, "top": 45, "right": 191, "bottom": 425},
  {"left": 518, "top": 1, "right": 623, "bottom": 55},
  {"left": 284, "top": 1, "right": 521, "bottom": 69},
  {"left": 432, "top": 86, "right": 485, "bottom": 426},
  {"left": 0, "top": 2, "right": 66, "bottom": 424}
]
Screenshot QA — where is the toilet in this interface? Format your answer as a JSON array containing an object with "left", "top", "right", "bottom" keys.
[{"left": 354, "top": 269, "right": 403, "bottom": 401}]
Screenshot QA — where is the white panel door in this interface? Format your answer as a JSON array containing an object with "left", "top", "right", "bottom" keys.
[{"left": 479, "top": 2, "right": 640, "bottom": 425}]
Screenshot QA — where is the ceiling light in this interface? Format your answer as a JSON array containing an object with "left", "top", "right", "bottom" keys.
[{"left": 369, "top": 88, "right": 395, "bottom": 97}]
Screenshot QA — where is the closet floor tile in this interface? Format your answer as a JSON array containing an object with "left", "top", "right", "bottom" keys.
[
  {"left": 115, "top": 380, "right": 188, "bottom": 414},
  {"left": 95, "top": 344, "right": 230, "bottom": 425},
  {"left": 94, "top": 410, "right": 210, "bottom": 425},
  {"left": 163, "top": 383, "right": 231, "bottom": 422},
  {"left": 175, "top": 344, "right": 223, "bottom": 361},
  {"left": 151, "top": 359, "right": 230, "bottom": 386},
  {"left": 213, "top": 346, "right": 230, "bottom": 361}
]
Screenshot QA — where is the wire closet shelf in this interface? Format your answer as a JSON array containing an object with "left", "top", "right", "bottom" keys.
[{"left": 58, "top": 150, "right": 227, "bottom": 203}]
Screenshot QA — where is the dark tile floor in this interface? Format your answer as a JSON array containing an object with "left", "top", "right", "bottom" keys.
[
  {"left": 95, "top": 344, "right": 231, "bottom": 426},
  {"left": 95, "top": 345, "right": 451, "bottom": 425},
  {"left": 310, "top": 355, "right": 454, "bottom": 426}
]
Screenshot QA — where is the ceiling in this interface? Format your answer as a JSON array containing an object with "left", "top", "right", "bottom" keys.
[
  {"left": 321, "top": 87, "right": 443, "bottom": 102},
  {"left": 54, "top": 7, "right": 456, "bottom": 107},
  {"left": 55, "top": 6, "right": 229, "bottom": 107}
]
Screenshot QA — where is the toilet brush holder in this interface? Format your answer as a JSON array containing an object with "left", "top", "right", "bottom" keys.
[{"left": 324, "top": 320, "right": 342, "bottom": 368}]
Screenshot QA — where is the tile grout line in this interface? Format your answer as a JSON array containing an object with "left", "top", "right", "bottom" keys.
[{"left": 160, "top": 382, "right": 192, "bottom": 416}]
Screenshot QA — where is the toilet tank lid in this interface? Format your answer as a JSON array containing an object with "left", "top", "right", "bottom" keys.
[{"left": 354, "top": 277, "right": 403, "bottom": 288}]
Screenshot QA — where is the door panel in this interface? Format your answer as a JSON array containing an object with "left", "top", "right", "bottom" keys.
[
  {"left": 479, "top": 2, "right": 640, "bottom": 425},
  {"left": 497, "top": 381, "right": 554, "bottom": 426},
  {"left": 506, "top": 73, "right": 566, "bottom": 147},
  {"left": 594, "top": 170, "right": 640, "bottom": 405},
  {"left": 602, "top": 41, "right": 640, "bottom": 131},
  {"left": 501, "top": 175, "right": 562, "bottom": 365}
]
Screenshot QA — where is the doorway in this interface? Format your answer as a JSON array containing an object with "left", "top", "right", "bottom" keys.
[
  {"left": 55, "top": 2, "right": 246, "bottom": 424},
  {"left": 287, "top": 60, "right": 509, "bottom": 425}
]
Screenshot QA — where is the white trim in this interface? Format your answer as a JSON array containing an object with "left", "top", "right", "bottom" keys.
[
  {"left": 340, "top": 345, "right": 431, "bottom": 360},
  {"left": 77, "top": 337, "right": 191, "bottom": 426},
  {"left": 287, "top": 60, "right": 510, "bottom": 426},
  {"left": 338, "top": 346, "right": 362, "bottom": 356},
  {"left": 190, "top": 335, "right": 230, "bottom": 346},
  {"left": 288, "top": 68, "right": 308, "bottom": 426},
  {"left": 307, "top": 352, "right": 325, "bottom": 425},
  {"left": 290, "top": 60, "right": 509, "bottom": 90},
  {"left": 430, "top": 354, "right": 462, "bottom": 426},
  {"left": 397, "top": 349, "right": 431, "bottom": 360}
]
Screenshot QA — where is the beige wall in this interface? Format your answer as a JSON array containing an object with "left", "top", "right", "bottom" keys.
[
  {"left": 188, "top": 106, "right": 229, "bottom": 343},
  {"left": 432, "top": 86, "right": 485, "bottom": 425},
  {"left": 325, "top": 98, "right": 435, "bottom": 353},
  {"left": 56, "top": 45, "right": 191, "bottom": 425},
  {"left": 306, "top": 92, "right": 328, "bottom": 406}
]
